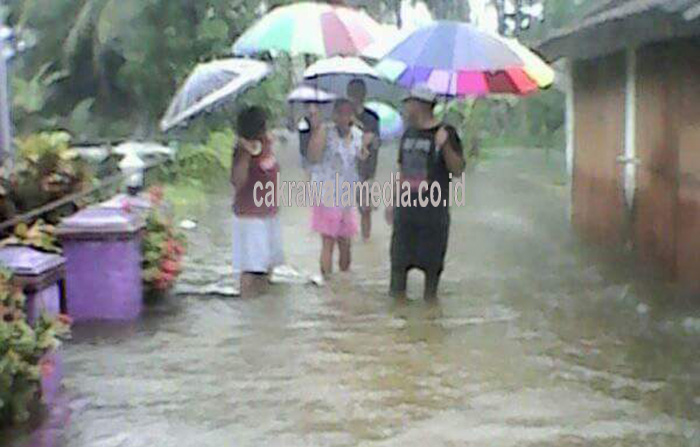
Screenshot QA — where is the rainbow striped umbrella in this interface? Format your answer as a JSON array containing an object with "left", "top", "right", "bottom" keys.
[
  {"left": 375, "top": 21, "right": 554, "bottom": 97},
  {"left": 232, "top": 2, "right": 383, "bottom": 57}
]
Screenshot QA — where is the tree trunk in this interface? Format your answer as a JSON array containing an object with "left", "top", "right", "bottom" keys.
[
  {"left": 436, "top": 0, "right": 448, "bottom": 19},
  {"left": 394, "top": 0, "right": 402, "bottom": 27},
  {"left": 457, "top": 0, "right": 471, "bottom": 21}
]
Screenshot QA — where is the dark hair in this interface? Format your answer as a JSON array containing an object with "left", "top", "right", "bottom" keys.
[
  {"left": 333, "top": 97, "right": 354, "bottom": 112},
  {"left": 237, "top": 106, "right": 268, "bottom": 140},
  {"left": 347, "top": 78, "right": 367, "bottom": 91}
]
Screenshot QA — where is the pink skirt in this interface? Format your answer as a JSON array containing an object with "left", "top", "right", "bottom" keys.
[{"left": 311, "top": 206, "right": 359, "bottom": 239}]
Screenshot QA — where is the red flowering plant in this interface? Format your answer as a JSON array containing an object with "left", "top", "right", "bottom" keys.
[
  {"left": 141, "top": 187, "right": 186, "bottom": 295},
  {"left": 0, "top": 269, "right": 71, "bottom": 426}
]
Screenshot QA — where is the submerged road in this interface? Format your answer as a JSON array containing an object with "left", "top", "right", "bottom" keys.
[{"left": 4, "top": 141, "right": 700, "bottom": 447}]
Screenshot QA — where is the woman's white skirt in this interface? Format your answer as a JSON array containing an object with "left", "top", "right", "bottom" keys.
[{"left": 232, "top": 214, "right": 285, "bottom": 275}]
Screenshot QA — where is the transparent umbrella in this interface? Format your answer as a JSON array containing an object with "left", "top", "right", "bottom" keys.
[{"left": 160, "top": 58, "right": 271, "bottom": 132}]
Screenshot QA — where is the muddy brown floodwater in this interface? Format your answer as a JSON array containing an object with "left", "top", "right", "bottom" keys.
[{"left": 3, "top": 140, "right": 700, "bottom": 447}]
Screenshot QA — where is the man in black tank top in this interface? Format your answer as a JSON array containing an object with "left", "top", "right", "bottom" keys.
[{"left": 388, "top": 86, "right": 465, "bottom": 301}]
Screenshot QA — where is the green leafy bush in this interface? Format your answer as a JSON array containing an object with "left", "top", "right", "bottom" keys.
[
  {"left": 0, "top": 270, "right": 71, "bottom": 426},
  {"left": 437, "top": 89, "right": 566, "bottom": 154},
  {"left": 2, "top": 132, "right": 94, "bottom": 223},
  {"left": 0, "top": 220, "right": 61, "bottom": 254},
  {"left": 11, "top": 64, "right": 68, "bottom": 135},
  {"left": 237, "top": 65, "right": 292, "bottom": 126},
  {"left": 152, "top": 129, "right": 233, "bottom": 188}
]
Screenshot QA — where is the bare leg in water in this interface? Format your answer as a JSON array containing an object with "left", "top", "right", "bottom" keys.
[
  {"left": 361, "top": 209, "right": 372, "bottom": 241},
  {"left": 240, "top": 272, "right": 269, "bottom": 298},
  {"left": 338, "top": 237, "right": 351, "bottom": 271},
  {"left": 321, "top": 236, "right": 335, "bottom": 277}
]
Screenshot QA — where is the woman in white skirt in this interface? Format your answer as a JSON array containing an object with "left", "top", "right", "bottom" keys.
[{"left": 231, "top": 106, "right": 284, "bottom": 297}]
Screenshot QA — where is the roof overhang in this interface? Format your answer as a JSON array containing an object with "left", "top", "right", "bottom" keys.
[{"left": 538, "top": 0, "right": 700, "bottom": 61}]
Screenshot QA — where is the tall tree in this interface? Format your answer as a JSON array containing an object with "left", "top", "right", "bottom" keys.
[
  {"left": 9, "top": 0, "right": 290, "bottom": 138},
  {"left": 423, "top": 0, "right": 471, "bottom": 20}
]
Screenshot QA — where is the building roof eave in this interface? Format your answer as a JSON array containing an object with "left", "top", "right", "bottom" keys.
[{"left": 538, "top": 0, "right": 700, "bottom": 61}]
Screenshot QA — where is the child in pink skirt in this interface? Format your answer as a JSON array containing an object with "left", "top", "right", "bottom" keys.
[{"left": 307, "top": 98, "right": 372, "bottom": 277}]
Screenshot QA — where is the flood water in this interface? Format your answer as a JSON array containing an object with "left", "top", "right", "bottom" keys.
[{"left": 3, "top": 140, "right": 700, "bottom": 447}]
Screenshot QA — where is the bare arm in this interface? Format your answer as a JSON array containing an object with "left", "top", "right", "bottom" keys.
[
  {"left": 359, "top": 130, "right": 373, "bottom": 160},
  {"left": 437, "top": 127, "right": 465, "bottom": 176},
  {"left": 384, "top": 149, "right": 402, "bottom": 225},
  {"left": 443, "top": 142, "right": 464, "bottom": 176},
  {"left": 231, "top": 144, "right": 253, "bottom": 190},
  {"left": 307, "top": 123, "right": 327, "bottom": 164}
]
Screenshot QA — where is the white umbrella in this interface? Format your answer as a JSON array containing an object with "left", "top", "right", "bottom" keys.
[
  {"left": 286, "top": 85, "right": 336, "bottom": 131},
  {"left": 303, "top": 56, "right": 402, "bottom": 102},
  {"left": 286, "top": 85, "right": 337, "bottom": 104},
  {"left": 160, "top": 58, "right": 271, "bottom": 132}
]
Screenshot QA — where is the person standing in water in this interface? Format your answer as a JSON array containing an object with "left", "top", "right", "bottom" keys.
[
  {"left": 307, "top": 98, "right": 372, "bottom": 277},
  {"left": 297, "top": 103, "right": 316, "bottom": 174},
  {"left": 387, "top": 86, "right": 465, "bottom": 301},
  {"left": 346, "top": 79, "right": 381, "bottom": 241},
  {"left": 231, "top": 106, "right": 284, "bottom": 297}
]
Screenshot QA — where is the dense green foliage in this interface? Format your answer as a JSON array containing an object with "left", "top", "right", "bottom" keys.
[
  {"left": 460, "top": 0, "right": 592, "bottom": 151},
  {"left": 4, "top": 0, "right": 594, "bottom": 157},
  {"left": 439, "top": 88, "right": 565, "bottom": 152},
  {"left": 151, "top": 129, "right": 234, "bottom": 189},
  {"left": 0, "top": 220, "right": 60, "bottom": 253},
  {"left": 0, "top": 131, "right": 94, "bottom": 223},
  {"left": 6, "top": 0, "right": 295, "bottom": 141}
]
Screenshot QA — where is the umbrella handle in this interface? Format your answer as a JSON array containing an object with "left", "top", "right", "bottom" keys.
[{"left": 439, "top": 71, "right": 455, "bottom": 124}]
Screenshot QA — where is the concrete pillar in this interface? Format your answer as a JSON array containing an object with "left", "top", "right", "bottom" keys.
[{"left": 57, "top": 207, "right": 145, "bottom": 321}]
